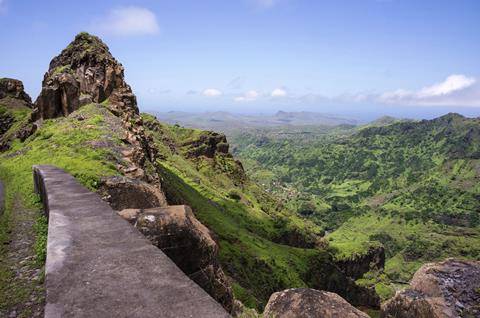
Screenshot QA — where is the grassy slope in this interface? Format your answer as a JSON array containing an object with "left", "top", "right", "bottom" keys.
[
  {"left": 142, "top": 114, "right": 330, "bottom": 308},
  {"left": 0, "top": 104, "right": 337, "bottom": 312},
  {"left": 231, "top": 114, "right": 480, "bottom": 298}
]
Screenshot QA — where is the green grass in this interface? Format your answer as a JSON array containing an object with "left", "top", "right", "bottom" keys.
[{"left": 0, "top": 103, "right": 122, "bottom": 314}]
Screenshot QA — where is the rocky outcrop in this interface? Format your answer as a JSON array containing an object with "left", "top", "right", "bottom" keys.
[
  {"left": 98, "top": 176, "right": 167, "bottom": 211},
  {"left": 0, "top": 78, "right": 33, "bottom": 150},
  {"left": 336, "top": 245, "right": 385, "bottom": 280},
  {"left": 182, "top": 132, "right": 230, "bottom": 159},
  {"left": 33, "top": 32, "right": 137, "bottom": 120},
  {"left": 381, "top": 259, "right": 480, "bottom": 318},
  {"left": 30, "top": 32, "right": 160, "bottom": 183},
  {"left": 0, "top": 78, "right": 32, "bottom": 104},
  {"left": 118, "top": 205, "right": 234, "bottom": 313},
  {"left": 263, "top": 288, "right": 369, "bottom": 318},
  {"left": 306, "top": 253, "right": 381, "bottom": 308}
]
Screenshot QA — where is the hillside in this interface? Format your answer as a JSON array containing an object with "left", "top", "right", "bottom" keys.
[
  {"left": 0, "top": 33, "right": 380, "bottom": 316},
  {"left": 232, "top": 114, "right": 480, "bottom": 298}
]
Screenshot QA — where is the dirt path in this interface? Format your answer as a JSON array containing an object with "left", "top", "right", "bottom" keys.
[
  {"left": 0, "top": 181, "right": 4, "bottom": 215},
  {"left": 0, "top": 193, "right": 44, "bottom": 318}
]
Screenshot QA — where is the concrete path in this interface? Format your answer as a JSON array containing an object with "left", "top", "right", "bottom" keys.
[{"left": 33, "top": 165, "right": 230, "bottom": 318}]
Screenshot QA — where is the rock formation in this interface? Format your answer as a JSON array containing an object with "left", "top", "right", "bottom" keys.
[
  {"left": 336, "top": 245, "right": 385, "bottom": 280},
  {"left": 33, "top": 32, "right": 136, "bottom": 120},
  {"left": 31, "top": 32, "right": 158, "bottom": 182},
  {"left": 118, "top": 205, "right": 234, "bottom": 313},
  {"left": 98, "top": 176, "right": 168, "bottom": 211},
  {"left": 0, "top": 78, "right": 32, "bottom": 105},
  {"left": 182, "top": 132, "right": 230, "bottom": 159},
  {"left": 263, "top": 288, "right": 370, "bottom": 318},
  {"left": 381, "top": 259, "right": 480, "bottom": 318},
  {"left": 0, "top": 78, "right": 33, "bottom": 149},
  {"left": 306, "top": 253, "right": 381, "bottom": 308}
]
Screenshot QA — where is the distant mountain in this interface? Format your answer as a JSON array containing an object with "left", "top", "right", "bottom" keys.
[{"left": 152, "top": 110, "right": 359, "bottom": 134}]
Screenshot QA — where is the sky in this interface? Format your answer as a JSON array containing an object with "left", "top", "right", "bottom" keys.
[{"left": 1, "top": 0, "right": 480, "bottom": 120}]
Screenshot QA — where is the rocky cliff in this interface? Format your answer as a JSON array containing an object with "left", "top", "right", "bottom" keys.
[
  {"left": 381, "top": 259, "right": 480, "bottom": 318},
  {"left": 336, "top": 245, "right": 385, "bottom": 280},
  {"left": 0, "top": 78, "right": 33, "bottom": 149}
]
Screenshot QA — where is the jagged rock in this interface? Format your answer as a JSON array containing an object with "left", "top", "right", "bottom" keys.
[
  {"left": 381, "top": 259, "right": 480, "bottom": 318},
  {"left": 30, "top": 32, "right": 161, "bottom": 184},
  {"left": 98, "top": 176, "right": 167, "bottom": 211},
  {"left": 0, "top": 78, "right": 33, "bottom": 150},
  {"left": 182, "top": 132, "right": 231, "bottom": 159},
  {"left": 33, "top": 32, "right": 137, "bottom": 120},
  {"left": 263, "top": 288, "right": 370, "bottom": 318},
  {"left": 118, "top": 205, "right": 235, "bottom": 313},
  {"left": 0, "top": 78, "right": 32, "bottom": 104},
  {"left": 306, "top": 253, "right": 381, "bottom": 308},
  {"left": 336, "top": 245, "right": 385, "bottom": 280}
]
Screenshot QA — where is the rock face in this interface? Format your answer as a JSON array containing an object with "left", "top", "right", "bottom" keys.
[
  {"left": 263, "top": 288, "right": 370, "bottom": 318},
  {"left": 306, "top": 253, "right": 381, "bottom": 308},
  {"left": 33, "top": 32, "right": 137, "bottom": 120},
  {"left": 336, "top": 245, "right": 385, "bottom": 280},
  {"left": 0, "top": 78, "right": 33, "bottom": 149},
  {"left": 182, "top": 132, "right": 230, "bottom": 159},
  {"left": 32, "top": 32, "right": 159, "bottom": 183},
  {"left": 0, "top": 78, "right": 32, "bottom": 104},
  {"left": 98, "top": 176, "right": 168, "bottom": 211},
  {"left": 118, "top": 205, "right": 235, "bottom": 313},
  {"left": 381, "top": 259, "right": 480, "bottom": 318}
]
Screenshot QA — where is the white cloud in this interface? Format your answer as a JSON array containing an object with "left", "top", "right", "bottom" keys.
[
  {"left": 417, "top": 75, "right": 476, "bottom": 97},
  {"left": 378, "top": 74, "right": 479, "bottom": 106},
  {"left": 271, "top": 88, "right": 287, "bottom": 98},
  {"left": 90, "top": 6, "right": 159, "bottom": 36},
  {"left": 202, "top": 88, "right": 223, "bottom": 97},
  {"left": 234, "top": 90, "right": 259, "bottom": 102}
]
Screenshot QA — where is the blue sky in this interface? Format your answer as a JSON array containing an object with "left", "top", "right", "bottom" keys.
[{"left": 1, "top": 0, "right": 479, "bottom": 119}]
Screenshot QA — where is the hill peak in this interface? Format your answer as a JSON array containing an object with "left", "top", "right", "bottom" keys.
[{"left": 33, "top": 33, "right": 138, "bottom": 120}]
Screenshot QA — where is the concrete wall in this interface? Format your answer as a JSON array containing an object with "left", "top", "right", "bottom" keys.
[{"left": 33, "top": 165, "right": 230, "bottom": 318}]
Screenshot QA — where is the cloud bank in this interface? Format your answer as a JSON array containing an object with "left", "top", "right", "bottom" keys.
[
  {"left": 90, "top": 6, "right": 160, "bottom": 36},
  {"left": 378, "top": 74, "right": 479, "bottom": 106}
]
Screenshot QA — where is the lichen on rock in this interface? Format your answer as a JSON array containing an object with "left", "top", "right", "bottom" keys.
[{"left": 381, "top": 258, "right": 480, "bottom": 318}]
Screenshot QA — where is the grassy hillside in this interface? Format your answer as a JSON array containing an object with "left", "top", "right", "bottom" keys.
[
  {"left": 231, "top": 113, "right": 480, "bottom": 298},
  {"left": 1, "top": 102, "right": 366, "bottom": 312}
]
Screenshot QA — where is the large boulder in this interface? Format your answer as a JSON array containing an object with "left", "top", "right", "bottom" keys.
[
  {"left": 118, "top": 205, "right": 235, "bottom": 313},
  {"left": 98, "top": 176, "right": 168, "bottom": 211},
  {"left": 381, "top": 259, "right": 480, "bottom": 318},
  {"left": 263, "top": 288, "right": 370, "bottom": 318}
]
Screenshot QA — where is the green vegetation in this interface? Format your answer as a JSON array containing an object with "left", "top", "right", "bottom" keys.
[
  {"left": 231, "top": 113, "right": 480, "bottom": 297},
  {"left": 142, "top": 114, "right": 330, "bottom": 308},
  {"left": 0, "top": 104, "right": 121, "bottom": 314}
]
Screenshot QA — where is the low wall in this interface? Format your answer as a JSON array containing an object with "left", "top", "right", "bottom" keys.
[{"left": 33, "top": 165, "right": 229, "bottom": 318}]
